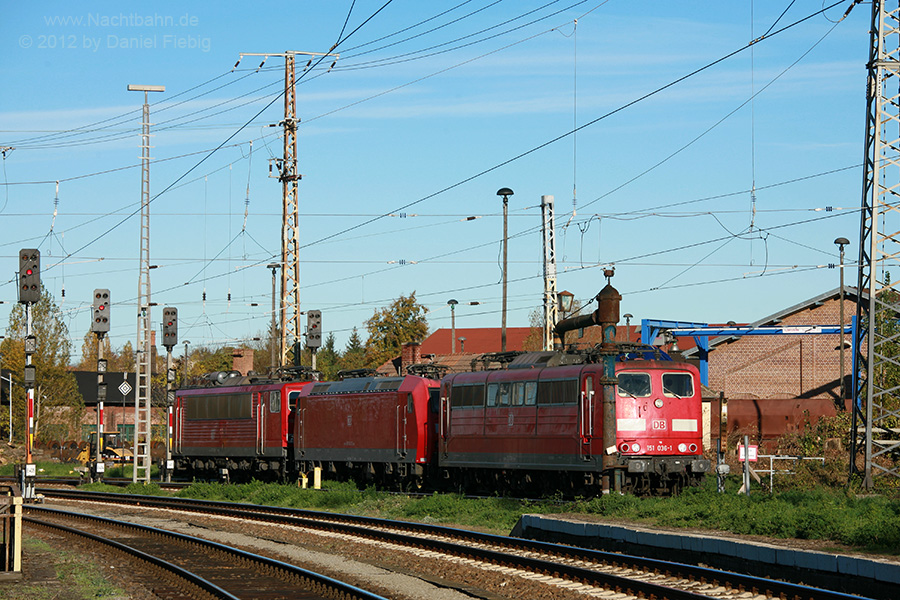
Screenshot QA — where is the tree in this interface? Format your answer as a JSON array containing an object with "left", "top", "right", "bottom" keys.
[
  {"left": 316, "top": 333, "right": 340, "bottom": 380},
  {"left": 364, "top": 292, "right": 429, "bottom": 368},
  {"left": 1, "top": 288, "right": 83, "bottom": 442},
  {"left": 77, "top": 331, "right": 135, "bottom": 373},
  {"left": 340, "top": 328, "right": 368, "bottom": 372}
]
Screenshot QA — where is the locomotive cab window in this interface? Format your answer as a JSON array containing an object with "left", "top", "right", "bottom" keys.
[
  {"left": 288, "top": 391, "right": 300, "bottom": 411},
  {"left": 662, "top": 373, "right": 694, "bottom": 398},
  {"left": 617, "top": 373, "right": 651, "bottom": 397}
]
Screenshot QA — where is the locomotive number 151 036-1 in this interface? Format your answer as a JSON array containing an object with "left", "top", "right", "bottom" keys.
[{"left": 645, "top": 444, "right": 673, "bottom": 452}]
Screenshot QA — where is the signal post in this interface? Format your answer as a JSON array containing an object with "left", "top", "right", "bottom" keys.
[
  {"left": 91, "top": 290, "right": 110, "bottom": 482},
  {"left": 18, "top": 250, "right": 40, "bottom": 500},
  {"left": 162, "top": 307, "right": 177, "bottom": 482}
]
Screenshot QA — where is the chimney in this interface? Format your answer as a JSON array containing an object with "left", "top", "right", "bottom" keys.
[
  {"left": 232, "top": 348, "right": 255, "bottom": 375},
  {"left": 401, "top": 342, "right": 421, "bottom": 375}
]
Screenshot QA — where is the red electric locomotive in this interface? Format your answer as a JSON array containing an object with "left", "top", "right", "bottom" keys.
[
  {"left": 172, "top": 370, "right": 315, "bottom": 481},
  {"left": 439, "top": 350, "right": 709, "bottom": 495},
  {"left": 293, "top": 370, "right": 441, "bottom": 489}
]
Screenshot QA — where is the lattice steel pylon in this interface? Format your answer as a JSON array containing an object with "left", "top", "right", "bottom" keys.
[
  {"left": 853, "top": 0, "right": 900, "bottom": 489},
  {"left": 127, "top": 84, "right": 164, "bottom": 484},
  {"left": 280, "top": 53, "right": 301, "bottom": 367},
  {"left": 541, "top": 195, "right": 559, "bottom": 351},
  {"left": 239, "top": 51, "right": 337, "bottom": 366}
]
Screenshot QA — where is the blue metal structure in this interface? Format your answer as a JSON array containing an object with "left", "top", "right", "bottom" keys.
[{"left": 641, "top": 319, "right": 853, "bottom": 388}]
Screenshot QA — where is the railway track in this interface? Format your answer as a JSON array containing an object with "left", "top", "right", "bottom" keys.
[
  {"left": 25, "top": 505, "right": 389, "bottom": 600},
  {"left": 36, "top": 488, "right": 870, "bottom": 600}
]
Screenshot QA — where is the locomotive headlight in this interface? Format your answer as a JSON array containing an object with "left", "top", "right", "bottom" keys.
[
  {"left": 654, "top": 398, "right": 664, "bottom": 408},
  {"left": 619, "top": 443, "right": 630, "bottom": 453},
  {"left": 678, "top": 443, "right": 687, "bottom": 453}
]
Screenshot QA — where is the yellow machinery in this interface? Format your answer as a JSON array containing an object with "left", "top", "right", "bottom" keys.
[{"left": 75, "top": 432, "right": 133, "bottom": 465}]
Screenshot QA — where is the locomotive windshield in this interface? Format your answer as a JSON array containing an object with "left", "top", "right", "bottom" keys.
[
  {"left": 662, "top": 373, "right": 694, "bottom": 398},
  {"left": 617, "top": 372, "right": 651, "bottom": 397}
]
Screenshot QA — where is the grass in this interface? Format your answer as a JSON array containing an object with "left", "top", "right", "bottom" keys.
[
  {"left": 173, "top": 477, "right": 900, "bottom": 555},
  {"left": 0, "top": 537, "right": 127, "bottom": 600},
  {"left": 0, "top": 461, "right": 158, "bottom": 479},
  {"left": 7, "top": 460, "right": 900, "bottom": 555}
]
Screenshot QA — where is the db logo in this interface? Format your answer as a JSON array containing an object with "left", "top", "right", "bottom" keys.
[{"left": 652, "top": 419, "right": 667, "bottom": 430}]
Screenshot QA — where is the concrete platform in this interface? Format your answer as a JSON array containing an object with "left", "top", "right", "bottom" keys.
[{"left": 511, "top": 514, "right": 899, "bottom": 600}]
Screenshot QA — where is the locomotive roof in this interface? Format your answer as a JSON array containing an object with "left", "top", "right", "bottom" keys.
[{"left": 305, "top": 374, "right": 437, "bottom": 396}]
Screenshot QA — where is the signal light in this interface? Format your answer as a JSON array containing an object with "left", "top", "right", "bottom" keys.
[
  {"left": 162, "top": 307, "right": 177, "bottom": 347},
  {"left": 307, "top": 310, "right": 322, "bottom": 349},
  {"left": 18, "top": 249, "right": 40, "bottom": 304},
  {"left": 91, "top": 289, "right": 110, "bottom": 334}
]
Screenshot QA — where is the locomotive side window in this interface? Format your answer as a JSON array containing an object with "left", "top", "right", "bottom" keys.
[
  {"left": 288, "top": 391, "right": 301, "bottom": 410},
  {"left": 450, "top": 384, "right": 485, "bottom": 408},
  {"left": 537, "top": 379, "right": 578, "bottom": 405},
  {"left": 512, "top": 382, "right": 525, "bottom": 406},
  {"left": 185, "top": 393, "right": 252, "bottom": 420},
  {"left": 617, "top": 373, "right": 651, "bottom": 397},
  {"left": 662, "top": 373, "right": 694, "bottom": 398},
  {"left": 498, "top": 383, "right": 511, "bottom": 406},
  {"left": 524, "top": 381, "right": 537, "bottom": 405},
  {"left": 486, "top": 383, "right": 498, "bottom": 407},
  {"left": 269, "top": 391, "right": 281, "bottom": 413}
]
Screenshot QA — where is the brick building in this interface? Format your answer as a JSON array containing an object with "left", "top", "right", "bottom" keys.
[{"left": 682, "top": 287, "right": 855, "bottom": 444}]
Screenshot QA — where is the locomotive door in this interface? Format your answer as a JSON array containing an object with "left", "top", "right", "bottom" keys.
[
  {"left": 396, "top": 394, "right": 409, "bottom": 457},
  {"left": 580, "top": 374, "right": 595, "bottom": 459},
  {"left": 255, "top": 392, "right": 266, "bottom": 455}
]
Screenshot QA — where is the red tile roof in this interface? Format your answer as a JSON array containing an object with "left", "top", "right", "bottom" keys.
[{"left": 420, "top": 327, "right": 534, "bottom": 355}]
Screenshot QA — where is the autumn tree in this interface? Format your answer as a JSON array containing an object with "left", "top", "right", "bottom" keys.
[
  {"left": 1, "top": 288, "right": 83, "bottom": 442},
  {"left": 77, "top": 331, "right": 136, "bottom": 373},
  {"left": 364, "top": 292, "right": 429, "bottom": 368}
]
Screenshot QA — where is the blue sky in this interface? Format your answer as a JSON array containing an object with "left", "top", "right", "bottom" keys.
[{"left": 0, "top": 1, "right": 868, "bottom": 361}]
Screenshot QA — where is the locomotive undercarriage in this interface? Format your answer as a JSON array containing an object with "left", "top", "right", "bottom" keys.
[
  {"left": 444, "top": 461, "right": 707, "bottom": 497},
  {"left": 174, "top": 455, "right": 289, "bottom": 483},
  {"left": 296, "top": 460, "right": 427, "bottom": 491}
]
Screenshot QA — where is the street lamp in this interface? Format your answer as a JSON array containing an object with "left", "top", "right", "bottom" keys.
[
  {"left": 183, "top": 340, "right": 191, "bottom": 387},
  {"left": 834, "top": 236, "right": 850, "bottom": 405},
  {"left": 267, "top": 263, "right": 281, "bottom": 369},
  {"left": 448, "top": 299, "right": 459, "bottom": 353},
  {"left": 557, "top": 290, "right": 574, "bottom": 315},
  {"left": 623, "top": 313, "right": 633, "bottom": 342},
  {"left": 556, "top": 291, "right": 575, "bottom": 346},
  {"left": 497, "top": 187, "right": 513, "bottom": 351}
]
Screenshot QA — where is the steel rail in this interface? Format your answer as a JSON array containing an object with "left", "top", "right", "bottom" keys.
[
  {"left": 40, "top": 489, "right": 868, "bottom": 600},
  {"left": 26, "top": 505, "right": 389, "bottom": 600},
  {"left": 26, "top": 515, "right": 240, "bottom": 600}
]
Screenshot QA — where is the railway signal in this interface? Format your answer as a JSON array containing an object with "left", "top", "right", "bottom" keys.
[
  {"left": 307, "top": 310, "right": 322, "bottom": 349},
  {"left": 18, "top": 249, "right": 40, "bottom": 304},
  {"left": 91, "top": 289, "right": 110, "bottom": 334},
  {"left": 162, "top": 307, "right": 177, "bottom": 348}
]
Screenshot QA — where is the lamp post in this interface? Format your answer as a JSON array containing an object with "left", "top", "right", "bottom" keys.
[
  {"left": 556, "top": 290, "right": 574, "bottom": 346},
  {"left": 267, "top": 263, "right": 280, "bottom": 368},
  {"left": 182, "top": 340, "right": 191, "bottom": 387},
  {"left": 497, "top": 187, "right": 513, "bottom": 351},
  {"left": 448, "top": 299, "right": 459, "bottom": 353},
  {"left": 835, "top": 237, "right": 850, "bottom": 405}
]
